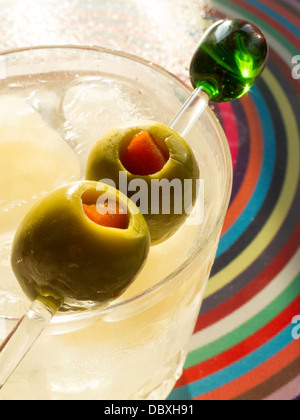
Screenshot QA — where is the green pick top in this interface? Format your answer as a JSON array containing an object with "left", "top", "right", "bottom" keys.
[{"left": 190, "top": 19, "right": 269, "bottom": 102}]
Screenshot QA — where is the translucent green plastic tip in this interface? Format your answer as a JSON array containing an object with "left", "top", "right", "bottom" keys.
[{"left": 190, "top": 19, "right": 269, "bottom": 103}]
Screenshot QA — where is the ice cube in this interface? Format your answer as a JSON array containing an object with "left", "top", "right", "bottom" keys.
[
  {"left": 0, "top": 95, "right": 81, "bottom": 235},
  {"left": 0, "top": 82, "right": 60, "bottom": 127},
  {"left": 61, "top": 77, "right": 145, "bottom": 161}
]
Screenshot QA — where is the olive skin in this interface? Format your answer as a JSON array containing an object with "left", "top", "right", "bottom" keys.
[
  {"left": 85, "top": 120, "right": 200, "bottom": 245},
  {"left": 11, "top": 181, "right": 150, "bottom": 311}
]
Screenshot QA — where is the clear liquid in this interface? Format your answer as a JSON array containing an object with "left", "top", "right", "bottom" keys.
[{"left": 0, "top": 70, "right": 222, "bottom": 399}]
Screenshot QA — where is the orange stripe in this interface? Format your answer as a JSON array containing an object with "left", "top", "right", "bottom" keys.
[
  {"left": 195, "top": 339, "right": 300, "bottom": 400},
  {"left": 222, "top": 95, "right": 263, "bottom": 234}
]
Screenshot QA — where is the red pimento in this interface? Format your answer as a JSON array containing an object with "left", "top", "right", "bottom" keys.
[
  {"left": 83, "top": 201, "right": 128, "bottom": 229},
  {"left": 122, "top": 130, "right": 169, "bottom": 175}
]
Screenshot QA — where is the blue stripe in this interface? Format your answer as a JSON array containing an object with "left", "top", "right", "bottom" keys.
[
  {"left": 216, "top": 85, "right": 276, "bottom": 257},
  {"left": 169, "top": 326, "right": 295, "bottom": 400},
  {"left": 242, "top": 0, "right": 300, "bottom": 39}
]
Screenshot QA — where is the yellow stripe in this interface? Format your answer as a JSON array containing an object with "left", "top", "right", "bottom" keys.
[
  {"left": 204, "top": 69, "right": 300, "bottom": 297},
  {"left": 191, "top": 249, "right": 300, "bottom": 350}
]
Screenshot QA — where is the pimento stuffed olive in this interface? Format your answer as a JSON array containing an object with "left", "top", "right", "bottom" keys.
[
  {"left": 11, "top": 181, "right": 150, "bottom": 311},
  {"left": 85, "top": 120, "right": 199, "bottom": 245}
]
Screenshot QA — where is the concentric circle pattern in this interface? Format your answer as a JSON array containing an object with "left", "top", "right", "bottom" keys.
[
  {"left": 0, "top": 0, "right": 299, "bottom": 401},
  {"left": 170, "top": 0, "right": 300, "bottom": 401}
]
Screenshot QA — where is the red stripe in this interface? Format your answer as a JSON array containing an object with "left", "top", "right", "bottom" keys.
[
  {"left": 229, "top": 0, "right": 300, "bottom": 50},
  {"left": 221, "top": 95, "right": 263, "bottom": 235},
  {"left": 194, "top": 219, "right": 300, "bottom": 333},
  {"left": 218, "top": 102, "right": 239, "bottom": 170},
  {"left": 194, "top": 339, "right": 300, "bottom": 400},
  {"left": 177, "top": 295, "right": 300, "bottom": 388}
]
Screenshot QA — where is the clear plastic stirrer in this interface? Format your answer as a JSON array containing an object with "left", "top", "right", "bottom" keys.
[{"left": 0, "top": 18, "right": 268, "bottom": 389}]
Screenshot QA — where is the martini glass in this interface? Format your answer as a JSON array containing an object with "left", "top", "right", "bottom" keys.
[{"left": 0, "top": 18, "right": 268, "bottom": 390}]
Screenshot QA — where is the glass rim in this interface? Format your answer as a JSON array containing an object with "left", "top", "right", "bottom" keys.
[{"left": 0, "top": 45, "right": 233, "bottom": 325}]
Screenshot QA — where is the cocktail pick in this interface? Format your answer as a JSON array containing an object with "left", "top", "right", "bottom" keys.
[
  {"left": 170, "top": 19, "right": 269, "bottom": 137},
  {"left": 0, "top": 299, "right": 58, "bottom": 389},
  {"left": 0, "top": 18, "right": 268, "bottom": 390}
]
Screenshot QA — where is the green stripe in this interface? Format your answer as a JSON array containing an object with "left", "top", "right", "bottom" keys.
[
  {"left": 185, "top": 272, "right": 300, "bottom": 368},
  {"left": 213, "top": 0, "right": 298, "bottom": 57}
]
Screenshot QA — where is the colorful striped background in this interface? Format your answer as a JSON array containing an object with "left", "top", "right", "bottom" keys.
[
  {"left": 0, "top": 0, "right": 299, "bottom": 401},
  {"left": 170, "top": 0, "right": 300, "bottom": 401}
]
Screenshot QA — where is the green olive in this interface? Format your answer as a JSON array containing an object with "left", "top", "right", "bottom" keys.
[
  {"left": 11, "top": 181, "right": 150, "bottom": 311},
  {"left": 85, "top": 120, "right": 200, "bottom": 245}
]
